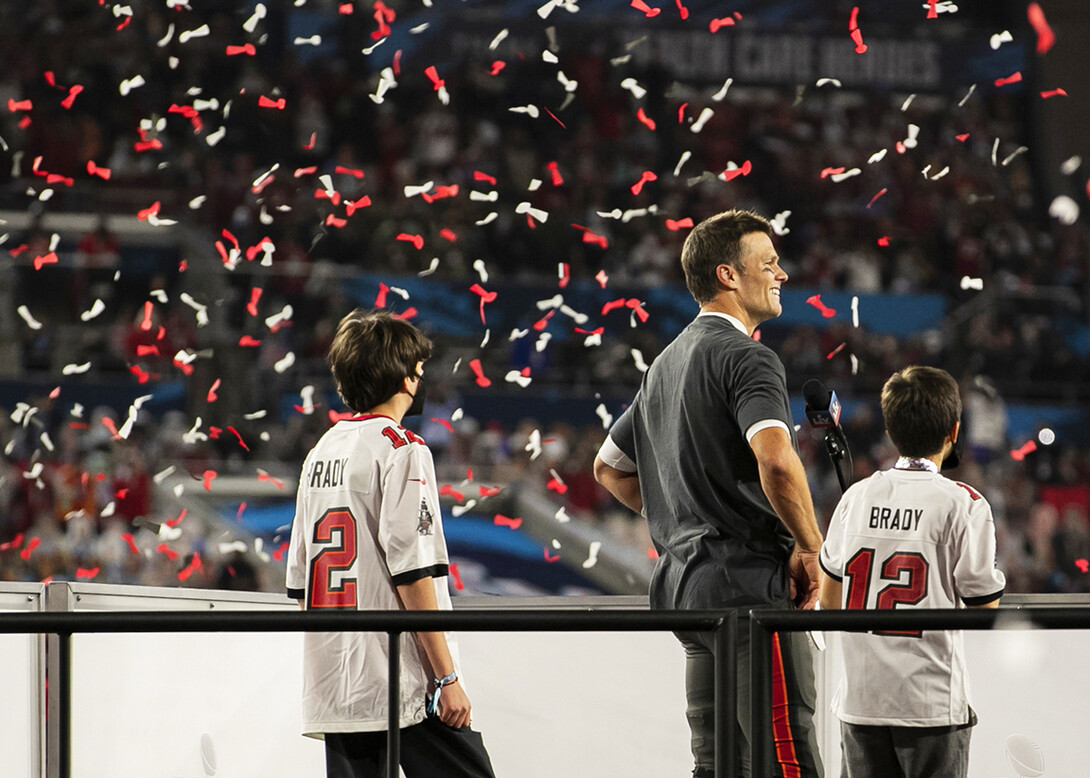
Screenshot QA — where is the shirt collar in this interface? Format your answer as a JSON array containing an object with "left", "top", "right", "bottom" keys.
[{"left": 698, "top": 311, "right": 749, "bottom": 335}]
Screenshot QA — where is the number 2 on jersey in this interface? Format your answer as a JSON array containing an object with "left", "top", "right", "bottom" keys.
[
  {"left": 307, "top": 508, "right": 358, "bottom": 610},
  {"left": 844, "top": 548, "right": 930, "bottom": 637}
]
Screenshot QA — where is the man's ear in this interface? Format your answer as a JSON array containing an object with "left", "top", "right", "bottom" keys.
[
  {"left": 716, "top": 263, "right": 739, "bottom": 290},
  {"left": 950, "top": 420, "right": 960, "bottom": 444}
]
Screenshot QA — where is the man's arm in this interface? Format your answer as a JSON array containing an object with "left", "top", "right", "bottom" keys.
[
  {"left": 593, "top": 456, "right": 643, "bottom": 514},
  {"left": 397, "top": 577, "right": 472, "bottom": 728},
  {"left": 819, "top": 572, "right": 841, "bottom": 610},
  {"left": 749, "top": 426, "right": 824, "bottom": 608}
]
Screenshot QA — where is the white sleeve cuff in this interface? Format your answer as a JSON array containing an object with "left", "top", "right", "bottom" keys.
[
  {"left": 745, "top": 419, "right": 791, "bottom": 443},
  {"left": 597, "top": 435, "right": 637, "bottom": 473}
]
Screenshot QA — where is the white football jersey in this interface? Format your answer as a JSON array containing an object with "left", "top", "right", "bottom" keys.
[
  {"left": 286, "top": 414, "right": 460, "bottom": 736},
  {"left": 820, "top": 466, "right": 1006, "bottom": 727}
]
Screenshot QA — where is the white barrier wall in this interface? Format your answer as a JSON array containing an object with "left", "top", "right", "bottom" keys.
[{"left": 0, "top": 584, "right": 1082, "bottom": 777}]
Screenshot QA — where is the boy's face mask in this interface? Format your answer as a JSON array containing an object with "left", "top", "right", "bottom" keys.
[{"left": 405, "top": 375, "right": 426, "bottom": 417}]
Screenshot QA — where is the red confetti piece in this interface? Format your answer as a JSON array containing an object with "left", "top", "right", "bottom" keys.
[
  {"left": 392, "top": 49, "right": 402, "bottom": 75},
  {"left": 430, "top": 417, "right": 454, "bottom": 432},
  {"left": 136, "top": 345, "right": 159, "bottom": 357},
  {"left": 226, "top": 43, "right": 257, "bottom": 56},
  {"left": 294, "top": 166, "right": 318, "bottom": 177},
  {"left": 339, "top": 3, "right": 354, "bottom": 14},
  {"left": 257, "top": 471, "right": 285, "bottom": 489},
  {"left": 665, "top": 217, "right": 694, "bottom": 231},
  {"left": 674, "top": 0, "right": 689, "bottom": 20},
  {"left": 424, "top": 65, "right": 445, "bottom": 91},
  {"left": 335, "top": 165, "right": 364, "bottom": 178},
  {"left": 0, "top": 533, "right": 24, "bottom": 551},
  {"left": 396, "top": 233, "right": 424, "bottom": 250},
  {"left": 995, "top": 72, "right": 1022, "bottom": 87},
  {"left": 1040, "top": 88, "right": 1068, "bottom": 99},
  {"left": 721, "top": 160, "right": 752, "bottom": 181},
  {"left": 544, "top": 106, "right": 566, "bottom": 128},
  {"left": 955, "top": 133, "right": 970, "bottom": 142},
  {"left": 60, "top": 84, "right": 83, "bottom": 109},
  {"left": 421, "top": 184, "right": 459, "bottom": 203},
  {"left": 595, "top": 270, "right": 609, "bottom": 288},
  {"left": 272, "top": 541, "right": 290, "bottom": 562},
  {"left": 20, "top": 537, "right": 41, "bottom": 561},
  {"left": 247, "top": 287, "right": 262, "bottom": 316},
  {"left": 49, "top": 386, "right": 60, "bottom": 399},
  {"left": 546, "top": 477, "right": 568, "bottom": 494},
  {"left": 166, "top": 508, "right": 187, "bottom": 528},
  {"left": 820, "top": 167, "right": 846, "bottom": 179},
  {"left": 473, "top": 170, "right": 497, "bottom": 185},
  {"left": 44, "top": 72, "right": 56, "bottom": 87},
  {"left": 866, "top": 188, "right": 888, "bottom": 209},
  {"left": 574, "top": 326, "right": 604, "bottom": 335},
  {"left": 86, "top": 160, "right": 111, "bottom": 179},
  {"left": 137, "top": 201, "right": 161, "bottom": 220},
  {"left": 7, "top": 98, "right": 32, "bottom": 112},
  {"left": 602, "top": 298, "right": 627, "bottom": 315},
  {"left": 1076, "top": 558, "right": 1089, "bottom": 574},
  {"left": 157, "top": 543, "right": 179, "bottom": 561},
  {"left": 494, "top": 514, "right": 523, "bottom": 530},
  {"left": 479, "top": 485, "right": 502, "bottom": 498},
  {"left": 325, "top": 214, "right": 348, "bottom": 228},
  {"left": 709, "top": 16, "right": 735, "bottom": 32},
  {"left": 227, "top": 426, "right": 250, "bottom": 451},
  {"left": 329, "top": 410, "right": 355, "bottom": 424},
  {"left": 449, "top": 562, "right": 464, "bottom": 590},
  {"left": 129, "top": 365, "right": 152, "bottom": 384},
  {"left": 33, "top": 252, "right": 59, "bottom": 270},
  {"left": 440, "top": 484, "right": 466, "bottom": 502},
  {"left": 1027, "top": 3, "right": 1055, "bottom": 55},
  {"left": 636, "top": 107, "right": 656, "bottom": 130},
  {"left": 581, "top": 229, "right": 608, "bottom": 249},
  {"left": 121, "top": 533, "right": 139, "bottom": 555},
  {"left": 927, "top": 0, "right": 937, "bottom": 18},
  {"left": 630, "top": 170, "right": 657, "bottom": 195},
  {"left": 236, "top": 502, "right": 247, "bottom": 522},
  {"left": 76, "top": 567, "right": 100, "bottom": 580},
  {"left": 490, "top": 61, "right": 505, "bottom": 76},
  {"left": 438, "top": 229, "right": 457, "bottom": 244},
  {"left": 544, "top": 548, "right": 561, "bottom": 563},
  {"left": 631, "top": 0, "right": 660, "bottom": 17},
  {"left": 533, "top": 310, "right": 555, "bottom": 331},
  {"left": 648, "top": 546, "right": 659, "bottom": 559},
  {"left": 372, "top": 0, "right": 395, "bottom": 39},
  {"left": 375, "top": 282, "right": 389, "bottom": 308},
  {"left": 469, "top": 358, "right": 491, "bottom": 387},
  {"left": 558, "top": 262, "right": 570, "bottom": 289},
  {"left": 546, "top": 160, "right": 564, "bottom": 186},
  {"left": 628, "top": 299, "right": 650, "bottom": 323},
  {"left": 202, "top": 470, "right": 217, "bottom": 490},
  {"left": 826, "top": 342, "right": 847, "bottom": 360},
  {"left": 877, "top": 236, "right": 890, "bottom": 246},
  {"left": 346, "top": 195, "right": 372, "bottom": 215},
  {"left": 1010, "top": 440, "right": 1037, "bottom": 461},
  {"left": 850, "top": 27, "right": 867, "bottom": 54},
  {"left": 806, "top": 294, "right": 837, "bottom": 318},
  {"left": 677, "top": 102, "right": 688, "bottom": 123},
  {"left": 258, "top": 95, "right": 286, "bottom": 109},
  {"left": 206, "top": 378, "right": 221, "bottom": 403},
  {"left": 177, "top": 553, "right": 202, "bottom": 582},
  {"left": 469, "top": 283, "right": 497, "bottom": 324},
  {"left": 237, "top": 335, "right": 261, "bottom": 348}
]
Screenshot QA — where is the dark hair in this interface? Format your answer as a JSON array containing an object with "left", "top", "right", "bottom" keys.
[
  {"left": 328, "top": 309, "right": 432, "bottom": 413},
  {"left": 680, "top": 209, "right": 773, "bottom": 304},
  {"left": 881, "top": 365, "right": 962, "bottom": 458}
]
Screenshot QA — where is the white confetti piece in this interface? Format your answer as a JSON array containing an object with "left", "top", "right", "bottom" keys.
[
  {"left": 551, "top": 538, "right": 562, "bottom": 549},
  {"left": 404, "top": 181, "right": 434, "bottom": 198},
  {"left": 179, "top": 24, "right": 211, "bottom": 44},
  {"left": 867, "top": 149, "right": 887, "bottom": 164},
  {"left": 516, "top": 202, "right": 549, "bottom": 223},
  {"left": 770, "top": 210, "right": 792, "bottom": 236},
  {"left": 362, "top": 39, "right": 386, "bottom": 55},
  {"left": 473, "top": 259, "right": 489, "bottom": 283},
  {"left": 80, "top": 299, "right": 106, "bottom": 321},
  {"left": 1048, "top": 196, "right": 1079, "bottom": 225},
  {"left": 156, "top": 22, "right": 174, "bottom": 47},
  {"left": 509, "top": 328, "right": 530, "bottom": 341},
  {"left": 265, "top": 304, "right": 293, "bottom": 330},
  {"left": 475, "top": 212, "right": 499, "bottom": 226},
  {"left": 631, "top": 349, "right": 649, "bottom": 372},
  {"left": 991, "top": 137, "right": 1000, "bottom": 166},
  {"left": 419, "top": 257, "right": 441, "bottom": 275},
  {"left": 673, "top": 150, "right": 692, "bottom": 177},
  {"left": 559, "top": 304, "right": 588, "bottom": 325},
  {"left": 39, "top": 432, "right": 54, "bottom": 453},
  {"left": 118, "top": 394, "right": 153, "bottom": 440},
  {"left": 505, "top": 370, "right": 532, "bottom": 388},
  {"left": 61, "top": 363, "right": 91, "bottom": 375},
  {"left": 180, "top": 293, "right": 209, "bottom": 326},
  {"left": 597, "top": 209, "right": 622, "bottom": 220},
  {"left": 851, "top": 296, "right": 860, "bottom": 328},
  {"left": 451, "top": 499, "right": 478, "bottom": 517},
  {"left": 960, "top": 276, "right": 984, "bottom": 291},
  {"left": 452, "top": 357, "right": 463, "bottom": 374},
  {"left": 509, "top": 104, "right": 540, "bottom": 118},
  {"left": 816, "top": 78, "right": 842, "bottom": 88},
  {"left": 371, "top": 68, "right": 398, "bottom": 104},
  {"left": 527, "top": 178, "right": 543, "bottom": 192},
  {"left": 542, "top": 50, "right": 559, "bottom": 64},
  {"left": 153, "top": 465, "right": 176, "bottom": 484},
  {"left": 293, "top": 34, "right": 321, "bottom": 46},
  {"left": 119, "top": 75, "right": 146, "bottom": 96},
  {"left": 990, "top": 30, "right": 1013, "bottom": 49},
  {"left": 100, "top": 501, "right": 116, "bottom": 518},
  {"left": 584, "top": 332, "right": 602, "bottom": 347},
  {"left": 452, "top": 408, "right": 464, "bottom": 422},
  {"left": 620, "top": 78, "right": 647, "bottom": 99},
  {"left": 903, "top": 124, "right": 920, "bottom": 149},
  {"left": 388, "top": 286, "right": 409, "bottom": 300},
  {"left": 830, "top": 168, "right": 861, "bottom": 183},
  {"left": 582, "top": 541, "right": 602, "bottom": 569},
  {"left": 219, "top": 541, "right": 248, "bottom": 554},
  {"left": 900, "top": 94, "right": 916, "bottom": 111},
  {"left": 24, "top": 462, "right": 43, "bottom": 480},
  {"left": 470, "top": 190, "right": 498, "bottom": 202},
  {"left": 298, "top": 385, "right": 316, "bottom": 415},
  {"left": 16, "top": 305, "right": 42, "bottom": 330},
  {"left": 480, "top": 329, "right": 490, "bottom": 348},
  {"left": 253, "top": 538, "right": 270, "bottom": 562},
  {"left": 535, "top": 332, "right": 552, "bottom": 352},
  {"left": 712, "top": 77, "right": 733, "bottom": 102},
  {"left": 183, "top": 417, "right": 208, "bottom": 444},
  {"left": 690, "top": 107, "right": 714, "bottom": 133},
  {"left": 595, "top": 403, "right": 613, "bottom": 429},
  {"left": 205, "top": 126, "right": 226, "bottom": 146},
  {"left": 958, "top": 83, "right": 976, "bottom": 107},
  {"left": 274, "top": 352, "right": 296, "bottom": 373},
  {"left": 189, "top": 195, "right": 206, "bottom": 210},
  {"left": 1061, "top": 156, "right": 1082, "bottom": 175},
  {"left": 850, "top": 354, "right": 859, "bottom": 376},
  {"left": 537, "top": 294, "right": 563, "bottom": 311},
  {"left": 525, "top": 429, "right": 542, "bottom": 460},
  {"left": 243, "top": 3, "right": 267, "bottom": 33},
  {"left": 489, "top": 29, "right": 509, "bottom": 50},
  {"left": 1001, "top": 146, "right": 1028, "bottom": 166},
  {"left": 243, "top": 410, "right": 267, "bottom": 420},
  {"left": 555, "top": 507, "right": 571, "bottom": 523}
]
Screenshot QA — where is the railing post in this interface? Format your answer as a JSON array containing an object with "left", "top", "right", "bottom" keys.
[
  {"left": 749, "top": 612, "right": 773, "bottom": 778},
  {"left": 387, "top": 631, "right": 400, "bottom": 778},
  {"left": 713, "top": 612, "right": 738, "bottom": 778},
  {"left": 57, "top": 632, "right": 71, "bottom": 778}
]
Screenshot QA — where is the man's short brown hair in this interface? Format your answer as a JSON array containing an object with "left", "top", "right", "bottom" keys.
[
  {"left": 881, "top": 366, "right": 962, "bottom": 458},
  {"left": 328, "top": 309, "right": 432, "bottom": 414},
  {"left": 680, "top": 209, "right": 773, "bottom": 305}
]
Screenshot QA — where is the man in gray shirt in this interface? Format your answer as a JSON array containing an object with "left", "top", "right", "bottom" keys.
[{"left": 595, "top": 209, "right": 824, "bottom": 777}]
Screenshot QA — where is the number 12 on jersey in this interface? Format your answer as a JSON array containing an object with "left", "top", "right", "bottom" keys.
[{"left": 844, "top": 548, "right": 930, "bottom": 637}]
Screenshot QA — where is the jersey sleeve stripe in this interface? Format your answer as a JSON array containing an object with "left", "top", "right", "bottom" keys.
[
  {"left": 390, "top": 563, "right": 450, "bottom": 587},
  {"left": 961, "top": 589, "right": 1004, "bottom": 607},
  {"left": 818, "top": 555, "right": 843, "bottom": 582}
]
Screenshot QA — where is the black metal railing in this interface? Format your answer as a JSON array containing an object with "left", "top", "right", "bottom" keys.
[
  {"left": 748, "top": 606, "right": 1090, "bottom": 778},
  {"left": 0, "top": 609, "right": 737, "bottom": 778}
]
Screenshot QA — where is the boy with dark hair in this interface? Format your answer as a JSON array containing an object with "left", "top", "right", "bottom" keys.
[
  {"left": 819, "top": 365, "right": 1006, "bottom": 778},
  {"left": 286, "top": 309, "right": 495, "bottom": 778}
]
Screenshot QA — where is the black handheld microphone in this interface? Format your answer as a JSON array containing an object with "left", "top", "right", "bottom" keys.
[{"left": 803, "top": 379, "right": 853, "bottom": 492}]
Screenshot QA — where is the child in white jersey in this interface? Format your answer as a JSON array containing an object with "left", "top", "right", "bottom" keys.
[
  {"left": 286, "top": 309, "right": 495, "bottom": 778},
  {"left": 819, "top": 365, "right": 1005, "bottom": 778}
]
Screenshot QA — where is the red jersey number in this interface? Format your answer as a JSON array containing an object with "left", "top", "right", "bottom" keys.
[
  {"left": 307, "top": 508, "right": 358, "bottom": 610},
  {"left": 382, "top": 426, "right": 424, "bottom": 448},
  {"left": 843, "top": 548, "right": 930, "bottom": 637}
]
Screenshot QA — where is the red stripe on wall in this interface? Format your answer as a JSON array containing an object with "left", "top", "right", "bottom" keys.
[{"left": 771, "top": 632, "right": 802, "bottom": 778}]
